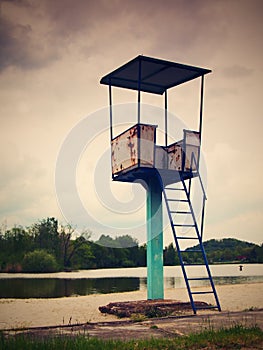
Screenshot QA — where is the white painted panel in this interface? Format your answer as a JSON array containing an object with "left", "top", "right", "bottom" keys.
[
  {"left": 155, "top": 146, "right": 168, "bottom": 169},
  {"left": 185, "top": 145, "right": 199, "bottom": 171},
  {"left": 184, "top": 131, "right": 200, "bottom": 171},
  {"left": 185, "top": 130, "right": 200, "bottom": 146}
]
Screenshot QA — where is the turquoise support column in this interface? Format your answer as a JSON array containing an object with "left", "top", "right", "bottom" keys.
[{"left": 146, "top": 176, "right": 164, "bottom": 299}]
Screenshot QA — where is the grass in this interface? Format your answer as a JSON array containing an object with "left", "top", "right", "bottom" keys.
[
  {"left": 243, "top": 306, "right": 260, "bottom": 312},
  {"left": 0, "top": 324, "right": 262, "bottom": 350},
  {"left": 130, "top": 313, "right": 147, "bottom": 322}
]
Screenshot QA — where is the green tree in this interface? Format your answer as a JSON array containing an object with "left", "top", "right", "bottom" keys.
[
  {"left": 137, "top": 244, "right": 147, "bottom": 266},
  {"left": 71, "top": 240, "right": 95, "bottom": 269},
  {"left": 31, "top": 217, "right": 60, "bottom": 257},
  {"left": 58, "top": 225, "right": 93, "bottom": 268},
  {"left": 247, "top": 245, "right": 263, "bottom": 263},
  {"left": 63, "top": 235, "right": 93, "bottom": 269},
  {"left": 0, "top": 226, "right": 34, "bottom": 271},
  {"left": 93, "top": 234, "right": 144, "bottom": 268},
  {"left": 164, "top": 243, "right": 178, "bottom": 265},
  {"left": 22, "top": 249, "right": 58, "bottom": 273},
  {"left": 90, "top": 242, "right": 115, "bottom": 268}
]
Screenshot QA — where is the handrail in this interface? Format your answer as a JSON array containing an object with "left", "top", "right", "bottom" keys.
[
  {"left": 190, "top": 152, "right": 207, "bottom": 240},
  {"left": 190, "top": 152, "right": 207, "bottom": 200}
]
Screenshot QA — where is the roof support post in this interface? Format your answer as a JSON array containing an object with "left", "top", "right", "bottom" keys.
[
  {"left": 199, "top": 75, "right": 204, "bottom": 144},
  {"left": 137, "top": 58, "right": 142, "bottom": 124},
  {"left": 109, "top": 83, "right": 113, "bottom": 142},
  {"left": 164, "top": 90, "right": 168, "bottom": 147}
]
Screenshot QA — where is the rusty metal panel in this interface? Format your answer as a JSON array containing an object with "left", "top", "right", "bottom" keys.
[
  {"left": 111, "top": 124, "right": 156, "bottom": 175},
  {"left": 139, "top": 124, "right": 156, "bottom": 166},
  {"left": 111, "top": 125, "right": 138, "bottom": 174},
  {"left": 167, "top": 142, "right": 182, "bottom": 171}
]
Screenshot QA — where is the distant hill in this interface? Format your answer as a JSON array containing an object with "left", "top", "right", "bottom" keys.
[
  {"left": 203, "top": 238, "right": 255, "bottom": 250},
  {"left": 185, "top": 238, "right": 263, "bottom": 264}
]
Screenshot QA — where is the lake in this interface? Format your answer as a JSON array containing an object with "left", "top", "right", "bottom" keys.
[{"left": 0, "top": 264, "right": 262, "bottom": 299}]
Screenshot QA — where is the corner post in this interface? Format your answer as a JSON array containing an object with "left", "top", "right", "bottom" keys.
[
  {"left": 164, "top": 90, "right": 168, "bottom": 147},
  {"left": 199, "top": 75, "right": 204, "bottom": 144},
  {"left": 109, "top": 83, "right": 113, "bottom": 142},
  {"left": 137, "top": 57, "right": 142, "bottom": 125}
]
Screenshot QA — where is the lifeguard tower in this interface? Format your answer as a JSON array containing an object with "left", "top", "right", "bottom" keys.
[{"left": 100, "top": 55, "right": 221, "bottom": 314}]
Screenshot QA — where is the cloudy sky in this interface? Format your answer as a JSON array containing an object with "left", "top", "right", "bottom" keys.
[{"left": 0, "top": 0, "right": 262, "bottom": 246}]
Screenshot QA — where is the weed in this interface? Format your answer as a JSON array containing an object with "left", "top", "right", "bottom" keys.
[
  {"left": 130, "top": 313, "right": 147, "bottom": 322},
  {"left": 150, "top": 325, "right": 158, "bottom": 329},
  {"left": 144, "top": 306, "right": 168, "bottom": 318},
  {"left": 244, "top": 306, "right": 259, "bottom": 312}
]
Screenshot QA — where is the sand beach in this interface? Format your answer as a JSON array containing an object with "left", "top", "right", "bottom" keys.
[{"left": 0, "top": 282, "right": 262, "bottom": 330}]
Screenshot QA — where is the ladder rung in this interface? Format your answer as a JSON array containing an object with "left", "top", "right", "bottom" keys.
[
  {"left": 176, "top": 236, "right": 199, "bottom": 240},
  {"left": 165, "top": 187, "right": 184, "bottom": 191},
  {"left": 187, "top": 277, "right": 210, "bottom": 281},
  {"left": 180, "top": 249, "right": 202, "bottom": 252},
  {"left": 173, "top": 224, "right": 195, "bottom": 227},
  {"left": 183, "top": 263, "right": 204, "bottom": 266},
  {"left": 170, "top": 211, "right": 191, "bottom": 214},
  {"left": 167, "top": 199, "right": 188, "bottom": 202},
  {"left": 195, "top": 305, "right": 219, "bottom": 310},
  {"left": 191, "top": 291, "right": 214, "bottom": 295}
]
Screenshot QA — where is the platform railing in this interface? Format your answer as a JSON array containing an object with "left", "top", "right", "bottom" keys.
[{"left": 190, "top": 152, "right": 207, "bottom": 241}]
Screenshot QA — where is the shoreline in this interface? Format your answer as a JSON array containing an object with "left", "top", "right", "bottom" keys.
[{"left": 0, "top": 282, "right": 262, "bottom": 330}]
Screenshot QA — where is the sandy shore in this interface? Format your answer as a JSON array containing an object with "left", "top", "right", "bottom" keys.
[{"left": 0, "top": 283, "right": 262, "bottom": 330}]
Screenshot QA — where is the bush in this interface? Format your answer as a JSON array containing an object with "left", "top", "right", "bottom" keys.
[{"left": 22, "top": 249, "right": 59, "bottom": 273}]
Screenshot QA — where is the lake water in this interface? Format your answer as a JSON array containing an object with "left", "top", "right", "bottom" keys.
[{"left": 0, "top": 264, "right": 262, "bottom": 299}]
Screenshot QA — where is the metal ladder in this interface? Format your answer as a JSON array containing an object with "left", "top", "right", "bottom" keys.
[{"left": 162, "top": 173, "right": 221, "bottom": 314}]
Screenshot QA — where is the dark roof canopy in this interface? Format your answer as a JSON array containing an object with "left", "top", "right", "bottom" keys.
[{"left": 100, "top": 55, "right": 211, "bottom": 95}]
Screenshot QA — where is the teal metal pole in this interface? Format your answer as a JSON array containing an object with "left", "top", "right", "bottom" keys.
[{"left": 146, "top": 176, "right": 164, "bottom": 300}]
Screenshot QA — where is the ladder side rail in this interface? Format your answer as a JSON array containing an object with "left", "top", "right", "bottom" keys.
[
  {"left": 181, "top": 177, "right": 221, "bottom": 311},
  {"left": 162, "top": 184, "right": 197, "bottom": 314},
  {"left": 197, "top": 234, "right": 221, "bottom": 311},
  {"left": 200, "top": 196, "right": 206, "bottom": 241},
  {"left": 188, "top": 178, "right": 192, "bottom": 197}
]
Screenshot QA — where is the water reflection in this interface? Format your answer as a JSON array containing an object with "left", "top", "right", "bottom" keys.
[
  {"left": 0, "top": 277, "right": 140, "bottom": 299},
  {"left": 1, "top": 264, "right": 263, "bottom": 299},
  {"left": 165, "top": 275, "right": 263, "bottom": 288},
  {"left": 1, "top": 275, "right": 263, "bottom": 299}
]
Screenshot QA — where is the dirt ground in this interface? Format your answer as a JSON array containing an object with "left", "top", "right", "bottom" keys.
[{"left": 3, "top": 309, "right": 263, "bottom": 341}]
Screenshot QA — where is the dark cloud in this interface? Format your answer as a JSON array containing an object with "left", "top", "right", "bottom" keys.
[
  {"left": 0, "top": 0, "right": 114, "bottom": 72},
  {"left": 0, "top": 17, "right": 33, "bottom": 71},
  {"left": 1, "top": 0, "right": 28, "bottom": 4},
  {"left": 0, "top": 19, "right": 61, "bottom": 71},
  {"left": 1, "top": 0, "right": 262, "bottom": 73}
]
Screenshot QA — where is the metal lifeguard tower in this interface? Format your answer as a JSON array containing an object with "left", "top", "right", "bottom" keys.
[{"left": 100, "top": 55, "right": 221, "bottom": 314}]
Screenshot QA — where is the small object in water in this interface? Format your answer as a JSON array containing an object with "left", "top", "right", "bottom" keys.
[{"left": 239, "top": 265, "right": 243, "bottom": 271}]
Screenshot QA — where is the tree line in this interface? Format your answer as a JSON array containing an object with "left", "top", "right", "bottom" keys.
[
  {"left": 164, "top": 238, "right": 263, "bottom": 265},
  {"left": 0, "top": 217, "right": 262, "bottom": 273},
  {"left": 0, "top": 217, "right": 146, "bottom": 272}
]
